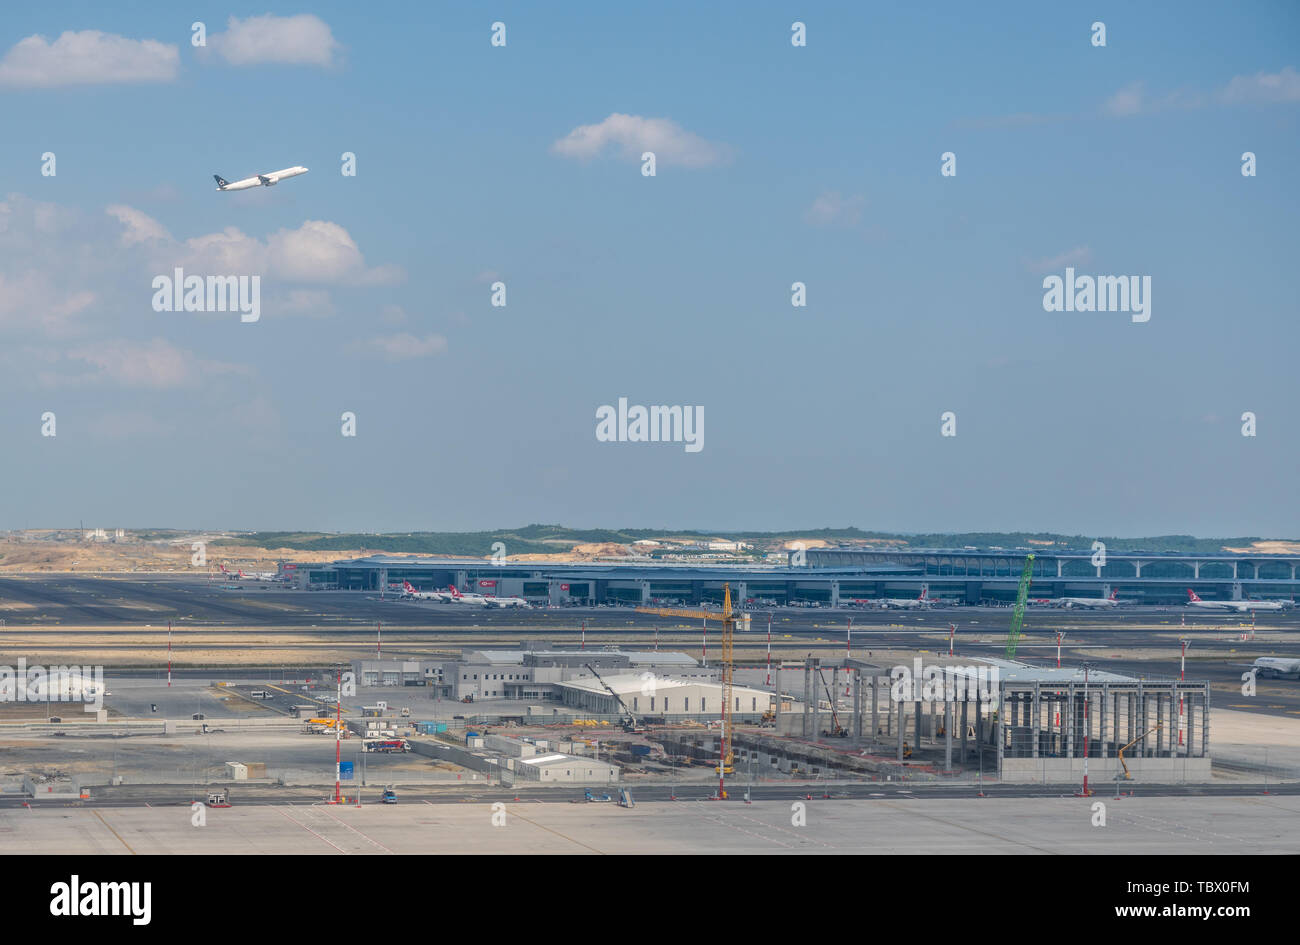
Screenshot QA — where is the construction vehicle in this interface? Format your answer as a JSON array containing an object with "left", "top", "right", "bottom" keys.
[
  {"left": 637, "top": 583, "right": 738, "bottom": 798},
  {"left": 901, "top": 742, "right": 913, "bottom": 759},
  {"left": 362, "top": 738, "right": 411, "bottom": 753},
  {"left": 583, "top": 663, "right": 644, "bottom": 733},
  {"left": 1117, "top": 723, "right": 1162, "bottom": 780},
  {"left": 816, "top": 668, "right": 848, "bottom": 737},
  {"left": 304, "top": 718, "right": 351, "bottom": 736},
  {"left": 1004, "top": 553, "right": 1036, "bottom": 659},
  {"left": 206, "top": 790, "right": 231, "bottom": 808}
]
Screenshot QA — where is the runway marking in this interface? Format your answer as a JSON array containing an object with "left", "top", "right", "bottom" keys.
[
  {"left": 507, "top": 808, "right": 607, "bottom": 854},
  {"left": 91, "top": 810, "right": 136, "bottom": 854},
  {"left": 313, "top": 806, "right": 395, "bottom": 854},
  {"left": 274, "top": 805, "right": 350, "bottom": 854}
]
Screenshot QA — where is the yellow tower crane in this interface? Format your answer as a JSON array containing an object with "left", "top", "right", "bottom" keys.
[{"left": 636, "top": 583, "right": 736, "bottom": 798}]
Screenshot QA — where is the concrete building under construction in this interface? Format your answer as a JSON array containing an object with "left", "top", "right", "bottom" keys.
[{"left": 781, "top": 656, "right": 1211, "bottom": 784}]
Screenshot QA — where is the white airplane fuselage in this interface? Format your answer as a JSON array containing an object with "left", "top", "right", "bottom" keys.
[
  {"left": 1253, "top": 657, "right": 1300, "bottom": 679},
  {"left": 215, "top": 166, "right": 309, "bottom": 191},
  {"left": 1190, "top": 599, "right": 1282, "bottom": 612}
]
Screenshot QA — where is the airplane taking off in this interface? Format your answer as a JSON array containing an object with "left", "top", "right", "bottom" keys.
[
  {"left": 1037, "top": 588, "right": 1124, "bottom": 609},
  {"left": 1186, "top": 589, "right": 1283, "bottom": 612},
  {"left": 214, "top": 166, "right": 309, "bottom": 191}
]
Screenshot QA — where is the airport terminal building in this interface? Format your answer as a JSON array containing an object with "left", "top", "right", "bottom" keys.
[{"left": 295, "top": 548, "right": 1300, "bottom": 607}]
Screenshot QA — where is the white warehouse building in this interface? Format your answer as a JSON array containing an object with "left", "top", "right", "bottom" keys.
[{"left": 557, "top": 674, "right": 773, "bottom": 721}]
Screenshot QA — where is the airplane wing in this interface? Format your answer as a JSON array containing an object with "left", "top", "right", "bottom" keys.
[{"left": 257, "top": 174, "right": 272, "bottom": 185}]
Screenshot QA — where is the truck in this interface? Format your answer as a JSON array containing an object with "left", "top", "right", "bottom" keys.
[{"left": 363, "top": 738, "right": 411, "bottom": 753}]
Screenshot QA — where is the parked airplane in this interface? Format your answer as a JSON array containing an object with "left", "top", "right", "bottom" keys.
[
  {"left": 448, "top": 585, "right": 528, "bottom": 608},
  {"left": 1039, "top": 588, "right": 1124, "bottom": 609},
  {"left": 1250, "top": 657, "right": 1300, "bottom": 680},
  {"left": 873, "top": 589, "right": 935, "bottom": 609},
  {"left": 1186, "top": 589, "right": 1283, "bottom": 612},
  {"left": 220, "top": 564, "right": 277, "bottom": 581},
  {"left": 401, "top": 581, "right": 450, "bottom": 602},
  {"left": 213, "top": 166, "right": 309, "bottom": 191}
]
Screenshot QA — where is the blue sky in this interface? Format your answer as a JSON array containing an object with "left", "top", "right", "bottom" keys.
[{"left": 2, "top": 2, "right": 1297, "bottom": 536}]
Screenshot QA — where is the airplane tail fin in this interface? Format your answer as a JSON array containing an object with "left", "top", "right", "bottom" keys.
[
  {"left": 1109, "top": 588, "right": 1118, "bottom": 601},
  {"left": 448, "top": 585, "right": 461, "bottom": 598},
  {"left": 1187, "top": 588, "right": 1201, "bottom": 601},
  {"left": 214, "top": 175, "right": 228, "bottom": 188},
  {"left": 403, "top": 581, "right": 415, "bottom": 592}
]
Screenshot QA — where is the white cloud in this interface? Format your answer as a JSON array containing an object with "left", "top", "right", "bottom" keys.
[
  {"left": 1219, "top": 66, "right": 1300, "bottom": 104},
  {"left": 1103, "top": 82, "right": 1145, "bottom": 118},
  {"left": 552, "top": 113, "right": 730, "bottom": 167},
  {"left": 61, "top": 338, "right": 246, "bottom": 389},
  {"left": 106, "top": 205, "right": 171, "bottom": 246},
  {"left": 275, "top": 289, "right": 335, "bottom": 318},
  {"left": 208, "top": 14, "right": 340, "bottom": 67},
  {"left": 804, "top": 191, "right": 864, "bottom": 227},
  {"left": 0, "top": 30, "right": 178, "bottom": 87},
  {"left": 1023, "top": 247, "right": 1093, "bottom": 272},
  {"left": 358, "top": 332, "right": 449, "bottom": 361},
  {"left": 88, "top": 411, "right": 176, "bottom": 439},
  {"left": 106, "top": 213, "right": 404, "bottom": 287}
]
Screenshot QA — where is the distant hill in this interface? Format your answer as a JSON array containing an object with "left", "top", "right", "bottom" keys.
[{"left": 209, "top": 527, "right": 1298, "bottom": 558}]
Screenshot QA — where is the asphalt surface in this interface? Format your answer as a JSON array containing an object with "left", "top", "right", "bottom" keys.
[
  {"left": 3, "top": 574, "right": 1298, "bottom": 719},
  {"left": 3, "top": 777, "right": 1296, "bottom": 810}
]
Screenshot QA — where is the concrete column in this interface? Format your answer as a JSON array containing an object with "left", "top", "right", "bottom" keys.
[
  {"left": 1202, "top": 682, "right": 1211, "bottom": 757},
  {"left": 1136, "top": 683, "right": 1146, "bottom": 758},
  {"left": 802, "top": 663, "right": 811, "bottom": 738},
  {"left": 872, "top": 676, "right": 879, "bottom": 737},
  {"left": 1156, "top": 693, "right": 1164, "bottom": 755},
  {"left": 377, "top": 567, "right": 388, "bottom": 591},
  {"left": 961, "top": 698, "right": 969, "bottom": 761},
  {"left": 914, "top": 699, "right": 922, "bottom": 747},
  {"left": 1100, "top": 684, "right": 1108, "bottom": 759},
  {"left": 810, "top": 660, "right": 820, "bottom": 740},
  {"left": 944, "top": 699, "right": 953, "bottom": 772},
  {"left": 1031, "top": 683, "right": 1040, "bottom": 759},
  {"left": 1066, "top": 683, "right": 1075, "bottom": 760},
  {"left": 851, "top": 671, "right": 861, "bottom": 738},
  {"left": 896, "top": 697, "right": 904, "bottom": 761},
  {"left": 829, "top": 581, "right": 840, "bottom": 608}
]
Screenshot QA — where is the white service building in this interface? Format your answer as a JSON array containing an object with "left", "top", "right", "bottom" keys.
[{"left": 557, "top": 674, "right": 773, "bottom": 720}]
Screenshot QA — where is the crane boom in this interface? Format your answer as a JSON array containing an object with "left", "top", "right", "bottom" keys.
[
  {"left": 635, "top": 584, "right": 736, "bottom": 797},
  {"left": 1004, "top": 553, "right": 1035, "bottom": 659},
  {"left": 583, "top": 663, "right": 642, "bottom": 732}
]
